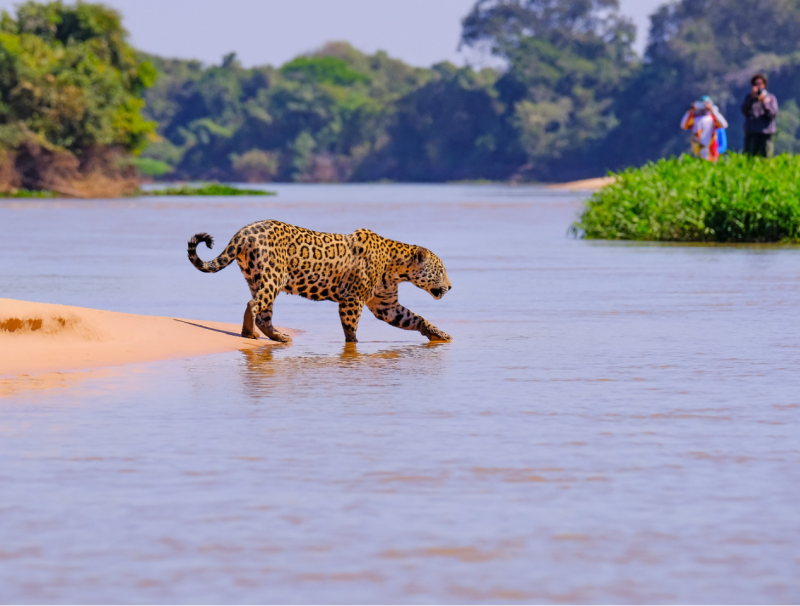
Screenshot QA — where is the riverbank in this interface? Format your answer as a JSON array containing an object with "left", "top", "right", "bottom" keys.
[
  {"left": 546, "top": 176, "right": 616, "bottom": 191},
  {"left": 0, "top": 298, "right": 296, "bottom": 380},
  {"left": 3, "top": 178, "right": 610, "bottom": 199}
]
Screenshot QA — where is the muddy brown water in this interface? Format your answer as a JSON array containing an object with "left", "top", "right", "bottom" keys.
[{"left": 1, "top": 184, "right": 799, "bottom": 603}]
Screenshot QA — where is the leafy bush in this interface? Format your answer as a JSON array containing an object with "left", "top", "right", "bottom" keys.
[
  {"left": 0, "top": 187, "right": 56, "bottom": 197},
  {"left": 144, "top": 183, "right": 275, "bottom": 196},
  {"left": 0, "top": 2, "right": 156, "bottom": 195},
  {"left": 572, "top": 154, "right": 800, "bottom": 243},
  {"left": 230, "top": 149, "right": 278, "bottom": 182},
  {"left": 129, "top": 157, "right": 172, "bottom": 176},
  {"left": 0, "top": 1, "right": 157, "bottom": 153}
]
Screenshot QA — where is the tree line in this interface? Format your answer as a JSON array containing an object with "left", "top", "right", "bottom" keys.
[
  {"left": 2, "top": 0, "right": 800, "bottom": 189},
  {"left": 0, "top": 1, "right": 155, "bottom": 194}
]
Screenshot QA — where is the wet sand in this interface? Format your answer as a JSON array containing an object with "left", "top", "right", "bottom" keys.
[{"left": 0, "top": 298, "right": 295, "bottom": 380}]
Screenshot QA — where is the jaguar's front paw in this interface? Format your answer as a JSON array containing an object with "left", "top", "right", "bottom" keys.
[
  {"left": 428, "top": 331, "right": 452, "bottom": 342},
  {"left": 422, "top": 323, "right": 452, "bottom": 342},
  {"left": 241, "top": 329, "right": 260, "bottom": 340}
]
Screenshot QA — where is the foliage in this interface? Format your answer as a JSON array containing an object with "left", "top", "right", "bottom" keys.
[
  {"left": 0, "top": 1, "right": 156, "bottom": 154},
  {"left": 143, "top": 182, "right": 275, "bottom": 196},
  {"left": 9, "top": 0, "right": 799, "bottom": 186},
  {"left": 140, "top": 0, "right": 641, "bottom": 183},
  {"left": 140, "top": 42, "right": 437, "bottom": 182},
  {"left": 0, "top": 1, "right": 156, "bottom": 195},
  {"left": 356, "top": 63, "right": 510, "bottom": 181},
  {"left": 230, "top": 148, "right": 279, "bottom": 182},
  {"left": 128, "top": 156, "right": 172, "bottom": 176},
  {"left": 281, "top": 56, "right": 370, "bottom": 86},
  {"left": 0, "top": 187, "right": 56, "bottom": 197},
  {"left": 460, "top": 0, "right": 637, "bottom": 176},
  {"left": 775, "top": 99, "right": 800, "bottom": 155},
  {"left": 572, "top": 153, "right": 800, "bottom": 242}
]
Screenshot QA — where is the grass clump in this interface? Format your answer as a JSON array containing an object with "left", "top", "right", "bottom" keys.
[
  {"left": 572, "top": 153, "right": 800, "bottom": 243},
  {"left": 144, "top": 183, "right": 275, "bottom": 196},
  {"left": 0, "top": 189, "right": 58, "bottom": 198}
]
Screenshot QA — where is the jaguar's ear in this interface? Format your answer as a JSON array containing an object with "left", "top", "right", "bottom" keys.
[{"left": 414, "top": 247, "right": 429, "bottom": 264}]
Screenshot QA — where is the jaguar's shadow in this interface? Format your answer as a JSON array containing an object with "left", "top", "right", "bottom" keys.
[{"left": 174, "top": 319, "right": 241, "bottom": 338}]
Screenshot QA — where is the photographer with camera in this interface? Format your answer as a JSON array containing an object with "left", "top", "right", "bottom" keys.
[
  {"left": 680, "top": 95, "right": 728, "bottom": 161},
  {"left": 741, "top": 73, "right": 779, "bottom": 158}
]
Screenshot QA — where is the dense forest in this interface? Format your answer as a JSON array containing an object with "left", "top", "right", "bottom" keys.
[
  {"left": 3, "top": 0, "right": 800, "bottom": 189},
  {"left": 0, "top": 1, "right": 155, "bottom": 194}
]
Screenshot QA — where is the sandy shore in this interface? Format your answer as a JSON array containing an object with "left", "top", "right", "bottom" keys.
[
  {"left": 547, "top": 176, "right": 616, "bottom": 191},
  {"left": 0, "top": 298, "right": 296, "bottom": 381}
]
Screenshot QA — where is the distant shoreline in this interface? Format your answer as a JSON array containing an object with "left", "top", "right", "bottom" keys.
[
  {"left": 0, "top": 178, "right": 615, "bottom": 199},
  {"left": 546, "top": 176, "right": 616, "bottom": 191}
]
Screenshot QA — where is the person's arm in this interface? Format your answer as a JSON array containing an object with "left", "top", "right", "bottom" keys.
[
  {"left": 711, "top": 106, "right": 728, "bottom": 129},
  {"left": 763, "top": 95, "right": 778, "bottom": 119},
  {"left": 680, "top": 109, "right": 694, "bottom": 130}
]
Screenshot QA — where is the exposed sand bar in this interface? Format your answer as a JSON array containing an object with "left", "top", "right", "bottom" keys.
[
  {"left": 0, "top": 298, "right": 296, "bottom": 379},
  {"left": 547, "top": 176, "right": 616, "bottom": 191}
]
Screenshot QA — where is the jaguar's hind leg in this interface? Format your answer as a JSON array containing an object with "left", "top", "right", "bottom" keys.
[
  {"left": 251, "top": 279, "right": 292, "bottom": 343},
  {"left": 255, "top": 301, "right": 292, "bottom": 343},
  {"left": 241, "top": 299, "right": 260, "bottom": 339}
]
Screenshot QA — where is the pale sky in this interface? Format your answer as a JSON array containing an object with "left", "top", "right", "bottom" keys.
[{"left": 0, "top": 0, "right": 663, "bottom": 67}]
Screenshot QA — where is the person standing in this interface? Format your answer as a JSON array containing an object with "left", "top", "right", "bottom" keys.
[
  {"left": 741, "top": 73, "right": 779, "bottom": 158},
  {"left": 680, "top": 96, "right": 728, "bottom": 161}
]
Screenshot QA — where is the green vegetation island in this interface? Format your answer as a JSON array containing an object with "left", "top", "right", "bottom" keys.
[
  {"left": 572, "top": 154, "right": 800, "bottom": 243},
  {"left": 1, "top": 0, "right": 800, "bottom": 241},
  {"left": 143, "top": 183, "right": 274, "bottom": 196}
]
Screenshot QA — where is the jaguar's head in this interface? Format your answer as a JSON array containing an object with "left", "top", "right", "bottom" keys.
[{"left": 409, "top": 247, "right": 452, "bottom": 300}]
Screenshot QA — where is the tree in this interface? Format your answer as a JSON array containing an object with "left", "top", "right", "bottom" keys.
[
  {"left": 357, "top": 63, "right": 510, "bottom": 181},
  {"left": 460, "top": 0, "right": 637, "bottom": 178},
  {"left": 0, "top": 1, "right": 156, "bottom": 193},
  {"left": 141, "top": 43, "right": 431, "bottom": 182}
]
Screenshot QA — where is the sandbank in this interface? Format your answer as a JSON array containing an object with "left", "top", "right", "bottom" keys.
[
  {"left": 547, "top": 176, "right": 616, "bottom": 191},
  {"left": 0, "top": 298, "right": 296, "bottom": 381}
]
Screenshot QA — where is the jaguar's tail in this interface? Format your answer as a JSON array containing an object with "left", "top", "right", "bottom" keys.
[{"left": 187, "top": 232, "right": 239, "bottom": 273}]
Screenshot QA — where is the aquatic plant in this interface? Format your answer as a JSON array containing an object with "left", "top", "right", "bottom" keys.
[
  {"left": 571, "top": 153, "right": 800, "bottom": 243},
  {"left": 144, "top": 183, "right": 275, "bottom": 196},
  {"left": 0, "top": 189, "right": 57, "bottom": 198}
]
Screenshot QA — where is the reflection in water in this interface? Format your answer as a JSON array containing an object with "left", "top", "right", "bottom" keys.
[{"left": 239, "top": 342, "right": 449, "bottom": 398}]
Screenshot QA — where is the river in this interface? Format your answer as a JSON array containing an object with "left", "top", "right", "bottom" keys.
[{"left": 1, "top": 184, "right": 798, "bottom": 603}]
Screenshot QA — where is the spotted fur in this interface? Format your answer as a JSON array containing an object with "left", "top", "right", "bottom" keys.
[{"left": 187, "top": 220, "right": 452, "bottom": 343}]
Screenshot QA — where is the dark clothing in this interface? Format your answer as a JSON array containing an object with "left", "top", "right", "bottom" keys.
[
  {"left": 741, "top": 93, "right": 779, "bottom": 135},
  {"left": 744, "top": 133, "right": 775, "bottom": 158}
]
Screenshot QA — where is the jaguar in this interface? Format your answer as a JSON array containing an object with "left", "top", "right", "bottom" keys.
[{"left": 187, "top": 220, "right": 453, "bottom": 343}]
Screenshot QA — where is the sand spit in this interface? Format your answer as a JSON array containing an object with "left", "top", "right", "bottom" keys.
[
  {"left": 0, "top": 298, "right": 296, "bottom": 382},
  {"left": 547, "top": 176, "right": 616, "bottom": 191}
]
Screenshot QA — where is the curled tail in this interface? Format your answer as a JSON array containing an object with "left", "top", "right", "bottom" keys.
[{"left": 187, "top": 232, "right": 238, "bottom": 273}]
